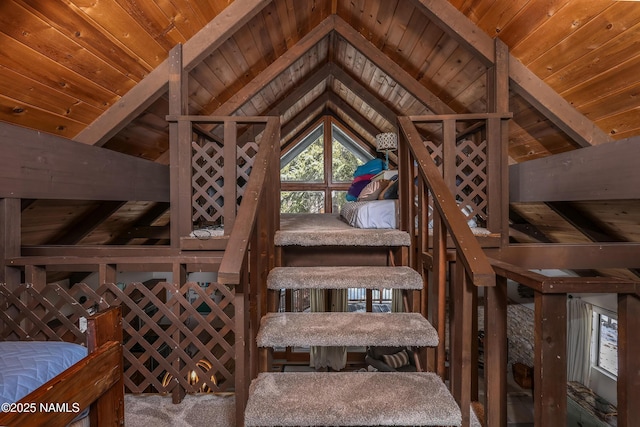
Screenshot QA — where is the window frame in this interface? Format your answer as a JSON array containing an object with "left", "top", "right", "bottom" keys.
[
  {"left": 280, "top": 116, "right": 375, "bottom": 213},
  {"left": 591, "top": 307, "right": 618, "bottom": 379}
]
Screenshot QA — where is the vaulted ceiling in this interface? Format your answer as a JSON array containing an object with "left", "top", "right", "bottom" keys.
[{"left": 2, "top": 0, "right": 640, "bottom": 273}]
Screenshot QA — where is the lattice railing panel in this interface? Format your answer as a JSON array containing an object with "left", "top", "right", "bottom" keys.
[
  {"left": 424, "top": 140, "right": 443, "bottom": 172},
  {"left": 0, "top": 283, "right": 103, "bottom": 343},
  {"left": 0, "top": 281, "right": 237, "bottom": 395},
  {"left": 192, "top": 138, "right": 224, "bottom": 224},
  {"left": 456, "top": 139, "right": 487, "bottom": 223},
  {"left": 236, "top": 141, "right": 258, "bottom": 205},
  {"left": 97, "top": 281, "right": 236, "bottom": 394},
  {"left": 422, "top": 139, "right": 487, "bottom": 227}
]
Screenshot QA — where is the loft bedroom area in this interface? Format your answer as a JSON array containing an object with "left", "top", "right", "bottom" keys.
[{"left": 1, "top": 1, "right": 639, "bottom": 427}]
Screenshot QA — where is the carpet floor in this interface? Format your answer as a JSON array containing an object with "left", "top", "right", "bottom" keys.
[{"left": 124, "top": 393, "right": 235, "bottom": 427}]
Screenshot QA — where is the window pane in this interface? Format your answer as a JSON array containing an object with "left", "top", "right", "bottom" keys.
[
  {"left": 331, "top": 191, "right": 348, "bottom": 213},
  {"left": 281, "top": 138, "right": 324, "bottom": 182},
  {"left": 281, "top": 191, "right": 325, "bottom": 213},
  {"left": 597, "top": 314, "right": 618, "bottom": 376},
  {"left": 332, "top": 137, "right": 365, "bottom": 182}
]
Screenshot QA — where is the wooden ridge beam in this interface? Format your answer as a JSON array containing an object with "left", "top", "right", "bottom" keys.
[
  {"left": 333, "top": 15, "right": 455, "bottom": 116},
  {"left": 510, "top": 136, "right": 640, "bottom": 202},
  {"left": 408, "top": 0, "right": 612, "bottom": 147},
  {"left": 207, "top": 15, "right": 335, "bottom": 118},
  {"left": 280, "top": 92, "right": 331, "bottom": 139},
  {"left": 328, "top": 93, "right": 383, "bottom": 139},
  {"left": 73, "top": 0, "right": 270, "bottom": 146},
  {"left": 0, "top": 122, "right": 169, "bottom": 202},
  {"left": 329, "top": 63, "right": 397, "bottom": 127}
]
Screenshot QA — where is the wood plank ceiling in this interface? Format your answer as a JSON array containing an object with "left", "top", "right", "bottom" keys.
[{"left": 2, "top": 0, "right": 639, "bottom": 272}]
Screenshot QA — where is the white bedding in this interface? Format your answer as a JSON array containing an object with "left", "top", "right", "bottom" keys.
[
  {"left": 340, "top": 200, "right": 493, "bottom": 236},
  {"left": 340, "top": 200, "right": 398, "bottom": 229}
]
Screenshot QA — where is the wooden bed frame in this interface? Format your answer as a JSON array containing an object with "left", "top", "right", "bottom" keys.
[{"left": 0, "top": 306, "right": 124, "bottom": 427}]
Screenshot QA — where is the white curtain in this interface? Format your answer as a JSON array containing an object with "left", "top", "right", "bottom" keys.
[
  {"left": 310, "top": 289, "right": 347, "bottom": 370},
  {"left": 391, "top": 289, "right": 403, "bottom": 312},
  {"left": 567, "top": 298, "right": 593, "bottom": 385}
]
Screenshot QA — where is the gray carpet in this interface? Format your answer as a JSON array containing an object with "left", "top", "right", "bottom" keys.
[
  {"left": 257, "top": 312, "right": 439, "bottom": 347},
  {"left": 276, "top": 214, "right": 411, "bottom": 247},
  {"left": 125, "top": 393, "right": 235, "bottom": 427},
  {"left": 268, "top": 266, "right": 422, "bottom": 290},
  {"left": 245, "top": 371, "right": 462, "bottom": 426}
]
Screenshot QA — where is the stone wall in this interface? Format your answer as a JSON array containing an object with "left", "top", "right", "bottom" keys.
[{"left": 478, "top": 301, "right": 535, "bottom": 370}]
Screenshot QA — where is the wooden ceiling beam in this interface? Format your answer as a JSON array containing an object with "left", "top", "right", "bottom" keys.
[
  {"left": 327, "top": 93, "right": 382, "bottom": 140},
  {"left": 47, "top": 201, "right": 126, "bottom": 245},
  {"left": 329, "top": 64, "right": 397, "bottom": 127},
  {"left": 265, "top": 63, "right": 332, "bottom": 116},
  {"left": 333, "top": 15, "right": 455, "bottom": 115},
  {"left": 280, "top": 92, "right": 332, "bottom": 139},
  {"left": 73, "top": 0, "right": 270, "bottom": 146},
  {"left": 510, "top": 136, "right": 640, "bottom": 202},
  {"left": 0, "top": 122, "right": 169, "bottom": 202},
  {"left": 490, "top": 243, "right": 640, "bottom": 270},
  {"left": 408, "top": 0, "right": 612, "bottom": 148},
  {"left": 108, "top": 202, "right": 170, "bottom": 245},
  {"left": 207, "top": 15, "right": 335, "bottom": 118}
]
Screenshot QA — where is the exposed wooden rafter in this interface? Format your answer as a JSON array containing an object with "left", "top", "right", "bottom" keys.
[
  {"left": 408, "top": 0, "right": 613, "bottom": 148},
  {"left": 333, "top": 15, "right": 455, "bottom": 116},
  {"left": 72, "top": 0, "right": 270, "bottom": 147}
]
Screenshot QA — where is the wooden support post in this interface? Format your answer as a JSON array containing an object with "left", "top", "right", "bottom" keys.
[
  {"left": 451, "top": 260, "right": 472, "bottom": 426},
  {"left": 442, "top": 119, "right": 457, "bottom": 196},
  {"left": 618, "top": 294, "right": 640, "bottom": 427},
  {"left": 172, "top": 263, "right": 186, "bottom": 404},
  {"left": 99, "top": 264, "right": 117, "bottom": 285},
  {"left": 398, "top": 131, "right": 413, "bottom": 259},
  {"left": 534, "top": 292, "right": 567, "bottom": 427},
  {"left": 25, "top": 265, "right": 46, "bottom": 291},
  {"left": 487, "top": 38, "right": 510, "bottom": 243},
  {"left": 0, "top": 198, "right": 21, "bottom": 288},
  {"left": 431, "top": 210, "right": 448, "bottom": 379},
  {"left": 168, "top": 44, "right": 189, "bottom": 247},
  {"left": 484, "top": 276, "right": 508, "bottom": 427},
  {"left": 235, "top": 271, "right": 250, "bottom": 427},
  {"left": 224, "top": 120, "right": 238, "bottom": 235}
]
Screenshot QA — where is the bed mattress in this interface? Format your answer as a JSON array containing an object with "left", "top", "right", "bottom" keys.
[{"left": 0, "top": 341, "right": 87, "bottom": 408}]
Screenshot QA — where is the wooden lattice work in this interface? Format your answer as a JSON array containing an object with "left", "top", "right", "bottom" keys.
[
  {"left": 192, "top": 136, "right": 224, "bottom": 224},
  {"left": 0, "top": 282, "right": 100, "bottom": 343},
  {"left": 191, "top": 135, "right": 258, "bottom": 226},
  {"left": 0, "top": 281, "right": 237, "bottom": 395},
  {"left": 236, "top": 141, "right": 258, "bottom": 205},
  {"left": 456, "top": 139, "right": 487, "bottom": 223},
  {"left": 98, "top": 281, "right": 236, "bottom": 394},
  {"left": 424, "top": 138, "right": 487, "bottom": 226}
]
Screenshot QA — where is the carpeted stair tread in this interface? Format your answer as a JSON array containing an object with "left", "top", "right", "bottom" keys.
[
  {"left": 267, "top": 266, "right": 422, "bottom": 290},
  {"left": 276, "top": 213, "right": 410, "bottom": 247},
  {"left": 256, "top": 312, "right": 438, "bottom": 348},
  {"left": 245, "top": 371, "right": 462, "bottom": 426}
]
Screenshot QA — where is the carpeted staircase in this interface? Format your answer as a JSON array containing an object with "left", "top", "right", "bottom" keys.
[{"left": 244, "top": 214, "right": 462, "bottom": 426}]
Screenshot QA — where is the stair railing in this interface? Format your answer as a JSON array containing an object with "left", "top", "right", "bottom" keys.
[
  {"left": 398, "top": 115, "right": 504, "bottom": 426},
  {"left": 486, "top": 257, "right": 640, "bottom": 427},
  {"left": 217, "top": 116, "right": 280, "bottom": 426}
]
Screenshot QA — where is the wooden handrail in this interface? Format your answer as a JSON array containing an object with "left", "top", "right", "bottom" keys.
[
  {"left": 398, "top": 116, "right": 495, "bottom": 287},
  {"left": 218, "top": 117, "right": 280, "bottom": 285}
]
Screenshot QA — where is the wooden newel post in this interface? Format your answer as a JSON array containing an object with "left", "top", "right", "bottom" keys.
[{"left": 534, "top": 292, "right": 567, "bottom": 427}]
